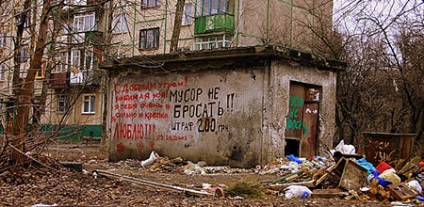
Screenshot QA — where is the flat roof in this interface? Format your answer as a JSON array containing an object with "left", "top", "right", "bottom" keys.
[{"left": 100, "top": 45, "right": 346, "bottom": 72}]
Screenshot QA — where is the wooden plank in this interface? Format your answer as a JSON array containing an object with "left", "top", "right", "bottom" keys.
[
  {"left": 95, "top": 170, "right": 212, "bottom": 197},
  {"left": 311, "top": 188, "right": 343, "bottom": 198},
  {"left": 387, "top": 183, "right": 419, "bottom": 201}
]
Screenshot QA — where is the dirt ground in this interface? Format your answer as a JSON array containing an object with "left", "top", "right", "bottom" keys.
[{"left": 0, "top": 143, "right": 401, "bottom": 206}]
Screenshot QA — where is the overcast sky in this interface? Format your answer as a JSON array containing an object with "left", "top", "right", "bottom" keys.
[{"left": 333, "top": 0, "right": 423, "bottom": 35}]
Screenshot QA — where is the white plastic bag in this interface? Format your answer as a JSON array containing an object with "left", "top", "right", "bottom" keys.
[
  {"left": 407, "top": 180, "right": 422, "bottom": 193},
  {"left": 331, "top": 140, "right": 356, "bottom": 155},
  {"left": 284, "top": 185, "right": 312, "bottom": 199}
]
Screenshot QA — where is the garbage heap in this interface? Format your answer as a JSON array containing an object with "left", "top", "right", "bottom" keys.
[
  {"left": 134, "top": 142, "right": 423, "bottom": 204},
  {"left": 256, "top": 141, "right": 424, "bottom": 204}
]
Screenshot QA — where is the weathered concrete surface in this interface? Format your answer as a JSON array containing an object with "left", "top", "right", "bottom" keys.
[{"left": 103, "top": 46, "right": 343, "bottom": 167}]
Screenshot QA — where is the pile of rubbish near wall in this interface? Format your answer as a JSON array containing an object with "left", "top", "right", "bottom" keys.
[
  {"left": 259, "top": 141, "right": 423, "bottom": 203},
  {"left": 259, "top": 140, "right": 423, "bottom": 204},
  {"left": 95, "top": 141, "right": 424, "bottom": 205}
]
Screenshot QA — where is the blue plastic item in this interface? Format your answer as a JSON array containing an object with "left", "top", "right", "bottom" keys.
[
  {"left": 417, "top": 195, "right": 424, "bottom": 201},
  {"left": 372, "top": 170, "right": 392, "bottom": 188},
  {"left": 355, "top": 158, "right": 376, "bottom": 175},
  {"left": 301, "top": 192, "right": 310, "bottom": 199},
  {"left": 286, "top": 154, "right": 303, "bottom": 164}
]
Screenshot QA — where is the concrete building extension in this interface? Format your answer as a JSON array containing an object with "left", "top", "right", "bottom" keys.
[
  {"left": 101, "top": 46, "right": 344, "bottom": 167},
  {"left": 0, "top": 0, "right": 343, "bottom": 167},
  {"left": 101, "top": 0, "right": 342, "bottom": 167}
]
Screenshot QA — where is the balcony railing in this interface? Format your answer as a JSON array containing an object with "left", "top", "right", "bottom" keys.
[
  {"left": 69, "top": 69, "right": 101, "bottom": 87},
  {"left": 49, "top": 72, "right": 69, "bottom": 89},
  {"left": 194, "top": 13, "right": 234, "bottom": 34}
]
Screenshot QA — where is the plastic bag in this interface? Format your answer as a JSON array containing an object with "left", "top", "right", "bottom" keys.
[{"left": 284, "top": 185, "right": 312, "bottom": 199}]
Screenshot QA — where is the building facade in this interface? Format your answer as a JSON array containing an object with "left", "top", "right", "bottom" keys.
[
  {"left": 0, "top": 0, "right": 106, "bottom": 139},
  {"left": 107, "top": 0, "right": 334, "bottom": 57}
]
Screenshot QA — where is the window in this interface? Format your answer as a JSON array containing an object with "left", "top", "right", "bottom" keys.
[
  {"left": 32, "top": 96, "right": 45, "bottom": 115},
  {"left": 201, "top": 0, "right": 227, "bottom": 16},
  {"left": 112, "top": 14, "right": 128, "bottom": 33},
  {"left": 20, "top": 46, "right": 30, "bottom": 62},
  {"left": 54, "top": 51, "right": 68, "bottom": 73},
  {"left": 195, "top": 34, "right": 232, "bottom": 50},
  {"left": 57, "top": 95, "right": 68, "bottom": 113},
  {"left": 73, "top": 13, "right": 95, "bottom": 32},
  {"left": 70, "top": 49, "right": 82, "bottom": 84},
  {"left": 141, "top": 0, "right": 160, "bottom": 8},
  {"left": 139, "top": 28, "right": 159, "bottom": 49},
  {"left": 0, "top": 64, "right": 5, "bottom": 81},
  {"left": 0, "top": 33, "right": 6, "bottom": 48},
  {"left": 82, "top": 95, "right": 95, "bottom": 114},
  {"left": 71, "top": 49, "right": 81, "bottom": 69},
  {"left": 70, "top": 48, "right": 93, "bottom": 84},
  {"left": 36, "top": 60, "right": 46, "bottom": 79},
  {"left": 65, "top": 0, "right": 87, "bottom": 6},
  {"left": 72, "top": 13, "right": 95, "bottom": 43},
  {"left": 1, "top": 1, "right": 10, "bottom": 16},
  {"left": 182, "top": 4, "right": 193, "bottom": 26}
]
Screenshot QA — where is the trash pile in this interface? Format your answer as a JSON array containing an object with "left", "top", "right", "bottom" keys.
[
  {"left": 255, "top": 140, "right": 424, "bottom": 205},
  {"left": 155, "top": 141, "right": 420, "bottom": 200},
  {"left": 93, "top": 140, "right": 423, "bottom": 204},
  {"left": 137, "top": 151, "right": 254, "bottom": 175}
]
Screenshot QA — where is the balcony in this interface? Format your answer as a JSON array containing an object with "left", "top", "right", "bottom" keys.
[
  {"left": 70, "top": 69, "right": 101, "bottom": 87},
  {"left": 49, "top": 72, "right": 69, "bottom": 89},
  {"left": 65, "top": 30, "right": 103, "bottom": 45},
  {"left": 194, "top": 13, "right": 234, "bottom": 35}
]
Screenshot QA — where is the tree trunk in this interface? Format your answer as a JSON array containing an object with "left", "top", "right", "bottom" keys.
[
  {"left": 12, "top": 0, "right": 32, "bottom": 98},
  {"left": 13, "top": 0, "right": 51, "bottom": 162},
  {"left": 32, "top": 11, "right": 61, "bottom": 129},
  {"left": 170, "top": 0, "right": 185, "bottom": 53}
]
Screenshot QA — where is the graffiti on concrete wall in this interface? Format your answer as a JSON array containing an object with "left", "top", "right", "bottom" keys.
[
  {"left": 286, "top": 95, "right": 308, "bottom": 135},
  {"left": 111, "top": 77, "right": 236, "bottom": 151}
]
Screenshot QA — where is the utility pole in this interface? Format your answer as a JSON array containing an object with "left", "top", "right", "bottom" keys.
[{"left": 170, "top": 0, "right": 185, "bottom": 53}]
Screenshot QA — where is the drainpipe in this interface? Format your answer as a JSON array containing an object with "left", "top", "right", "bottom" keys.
[
  {"left": 290, "top": 0, "right": 293, "bottom": 47},
  {"left": 235, "top": 0, "right": 240, "bottom": 46},
  {"left": 266, "top": 0, "right": 270, "bottom": 43},
  {"left": 163, "top": 0, "right": 169, "bottom": 53},
  {"left": 132, "top": 2, "right": 136, "bottom": 56}
]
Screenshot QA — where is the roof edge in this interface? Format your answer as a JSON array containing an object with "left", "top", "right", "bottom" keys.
[{"left": 100, "top": 45, "right": 347, "bottom": 72}]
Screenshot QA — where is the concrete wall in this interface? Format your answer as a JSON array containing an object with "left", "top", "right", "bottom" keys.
[
  {"left": 263, "top": 60, "right": 337, "bottom": 161},
  {"left": 106, "top": 51, "right": 339, "bottom": 167},
  {"left": 108, "top": 65, "right": 266, "bottom": 167}
]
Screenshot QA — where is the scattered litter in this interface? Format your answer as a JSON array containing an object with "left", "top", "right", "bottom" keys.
[
  {"left": 31, "top": 204, "right": 58, "bottom": 207},
  {"left": 283, "top": 185, "right": 312, "bottom": 199},
  {"left": 141, "top": 151, "right": 159, "bottom": 168},
  {"left": 407, "top": 180, "right": 422, "bottom": 193}
]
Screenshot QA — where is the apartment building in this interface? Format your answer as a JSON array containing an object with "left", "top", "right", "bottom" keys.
[
  {"left": 0, "top": 0, "right": 105, "bottom": 139},
  {"left": 107, "top": 0, "right": 334, "bottom": 57}
]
